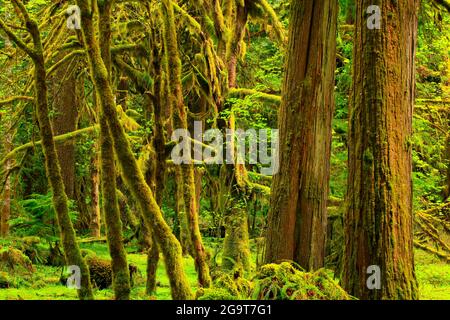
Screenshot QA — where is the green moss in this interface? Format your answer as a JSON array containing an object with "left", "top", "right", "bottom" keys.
[
  {"left": 197, "top": 287, "right": 238, "bottom": 300},
  {"left": 0, "top": 271, "right": 12, "bottom": 288},
  {"left": 253, "top": 262, "right": 352, "bottom": 300},
  {"left": 196, "top": 270, "right": 253, "bottom": 300}
]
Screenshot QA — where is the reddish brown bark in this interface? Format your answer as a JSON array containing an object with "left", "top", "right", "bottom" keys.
[{"left": 265, "top": 0, "right": 338, "bottom": 270}]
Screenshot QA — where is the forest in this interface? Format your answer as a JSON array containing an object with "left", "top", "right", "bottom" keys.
[{"left": 0, "top": 0, "right": 449, "bottom": 301}]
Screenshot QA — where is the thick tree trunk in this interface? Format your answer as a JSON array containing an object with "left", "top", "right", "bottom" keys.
[
  {"left": 77, "top": 0, "right": 193, "bottom": 299},
  {"left": 342, "top": 0, "right": 419, "bottom": 300},
  {"left": 222, "top": 205, "right": 251, "bottom": 271},
  {"left": 265, "top": 0, "right": 338, "bottom": 270}
]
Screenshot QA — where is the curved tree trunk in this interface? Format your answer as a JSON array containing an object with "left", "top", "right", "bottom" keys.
[
  {"left": 265, "top": 0, "right": 338, "bottom": 270},
  {"left": 0, "top": 6, "right": 93, "bottom": 299},
  {"left": 342, "top": 0, "right": 419, "bottom": 299},
  {"left": 161, "top": 0, "right": 211, "bottom": 288},
  {"left": 97, "top": 0, "right": 131, "bottom": 300},
  {"left": 77, "top": 0, "right": 193, "bottom": 300}
]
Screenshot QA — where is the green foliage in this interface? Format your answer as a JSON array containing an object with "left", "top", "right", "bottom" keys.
[
  {"left": 10, "top": 193, "right": 78, "bottom": 242},
  {"left": 416, "top": 2, "right": 450, "bottom": 99}
]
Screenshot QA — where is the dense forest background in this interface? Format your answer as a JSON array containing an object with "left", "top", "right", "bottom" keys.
[{"left": 0, "top": 0, "right": 449, "bottom": 300}]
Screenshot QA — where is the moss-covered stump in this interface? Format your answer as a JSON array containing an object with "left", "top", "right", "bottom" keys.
[
  {"left": 0, "top": 246, "right": 35, "bottom": 275},
  {"left": 253, "top": 262, "right": 352, "bottom": 300},
  {"left": 86, "top": 256, "right": 113, "bottom": 290},
  {"left": 196, "top": 270, "right": 253, "bottom": 300},
  {"left": 79, "top": 255, "right": 137, "bottom": 290},
  {"left": 0, "top": 237, "right": 50, "bottom": 265}
]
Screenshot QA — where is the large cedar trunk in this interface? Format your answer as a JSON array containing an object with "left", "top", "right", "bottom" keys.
[
  {"left": 342, "top": 0, "right": 419, "bottom": 300},
  {"left": 265, "top": 0, "right": 338, "bottom": 270}
]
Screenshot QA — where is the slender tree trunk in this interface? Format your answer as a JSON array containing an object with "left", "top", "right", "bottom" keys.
[
  {"left": 117, "top": 76, "right": 128, "bottom": 111},
  {"left": 227, "top": 0, "right": 248, "bottom": 89},
  {"left": 342, "top": 0, "right": 419, "bottom": 300},
  {"left": 345, "top": 0, "right": 355, "bottom": 25},
  {"left": 97, "top": 0, "right": 131, "bottom": 300},
  {"left": 443, "top": 120, "right": 450, "bottom": 200},
  {"left": 265, "top": 0, "right": 338, "bottom": 270},
  {"left": 161, "top": 0, "right": 211, "bottom": 288},
  {"left": 0, "top": 11, "right": 93, "bottom": 299},
  {"left": 0, "top": 133, "right": 11, "bottom": 237},
  {"left": 77, "top": 0, "right": 193, "bottom": 299},
  {"left": 175, "top": 172, "right": 191, "bottom": 255},
  {"left": 221, "top": 114, "right": 251, "bottom": 272},
  {"left": 50, "top": 50, "right": 78, "bottom": 200},
  {"left": 218, "top": 1, "right": 252, "bottom": 272},
  {"left": 90, "top": 148, "right": 102, "bottom": 237}
]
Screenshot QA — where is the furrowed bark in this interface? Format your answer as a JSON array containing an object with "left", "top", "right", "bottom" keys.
[
  {"left": 342, "top": 0, "right": 419, "bottom": 299},
  {"left": 265, "top": 0, "right": 338, "bottom": 270}
]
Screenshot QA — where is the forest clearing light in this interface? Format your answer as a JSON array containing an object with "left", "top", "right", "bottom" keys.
[{"left": 170, "top": 121, "right": 279, "bottom": 176}]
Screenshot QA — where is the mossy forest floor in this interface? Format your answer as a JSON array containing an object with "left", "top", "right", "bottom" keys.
[{"left": 0, "top": 240, "right": 448, "bottom": 300}]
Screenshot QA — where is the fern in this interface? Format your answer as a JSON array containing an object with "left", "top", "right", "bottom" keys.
[{"left": 10, "top": 193, "right": 78, "bottom": 242}]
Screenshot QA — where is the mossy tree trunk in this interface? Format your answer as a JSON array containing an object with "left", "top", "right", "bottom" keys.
[
  {"left": 161, "top": 0, "right": 211, "bottom": 288},
  {"left": 227, "top": 0, "right": 249, "bottom": 89},
  {"left": 77, "top": 0, "right": 193, "bottom": 300},
  {"left": 342, "top": 0, "right": 419, "bottom": 300},
  {"left": 443, "top": 119, "right": 450, "bottom": 200},
  {"left": 97, "top": 0, "right": 131, "bottom": 300},
  {"left": 90, "top": 146, "right": 102, "bottom": 238},
  {"left": 265, "top": 0, "right": 338, "bottom": 270},
  {"left": 217, "top": 1, "right": 252, "bottom": 273},
  {"left": 0, "top": 132, "right": 11, "bottom": 237},
  {"left": 0, "top": 1, "right": 93, "bottom": 300},
  {"left": 222, "top": 203, "right": 251, "bottom": 272}
]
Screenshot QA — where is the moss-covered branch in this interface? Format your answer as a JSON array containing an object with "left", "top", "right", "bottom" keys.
[
  {"left": 228, "top": 88, "right": 281, "bottom": 104},
  {"left": 0, "top": 96, "right": 34, "bottom": 106}
]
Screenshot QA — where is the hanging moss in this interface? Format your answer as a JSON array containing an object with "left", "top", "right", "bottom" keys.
[
  {"left": 77, "top": 0, "right": 193, "bottom": 299},
  {"left": 0, "top": 1, "right": 93, "bottom": 300},
  {"left": 161, "top": 0, "right": 211, "bottom": 288}
]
